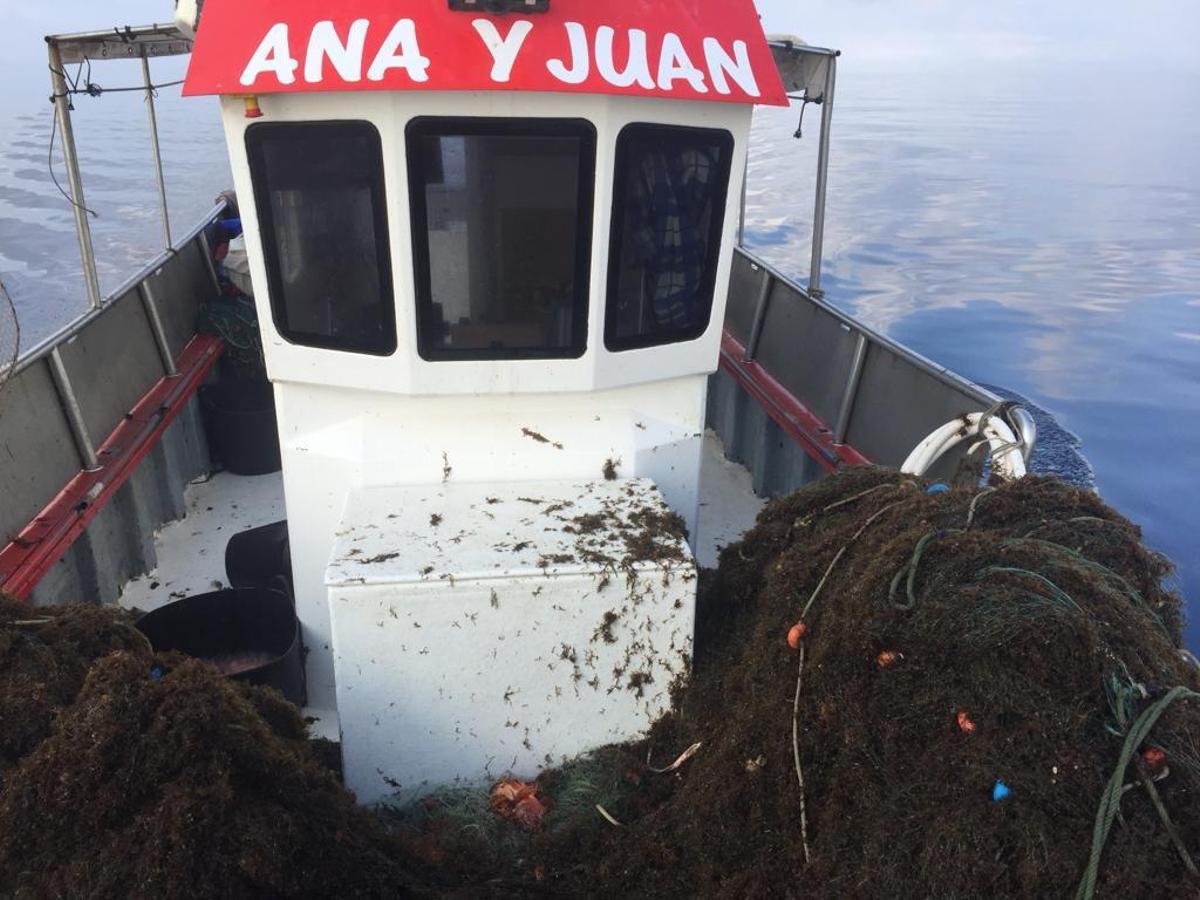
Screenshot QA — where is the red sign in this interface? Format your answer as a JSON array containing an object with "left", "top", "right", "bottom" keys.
[{"left": 183, "top": 0, "right": 787, "bottom": 106}]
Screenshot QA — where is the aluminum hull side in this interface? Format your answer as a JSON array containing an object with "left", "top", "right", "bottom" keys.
[
  {"left": 709, "top": 248, "right": 1001, "bottom": 495},
  {"left": 1, "top": 208, "right": 224, "bottom": 602},
  {"left": 29, "top": 400, "right": 209, "bottom": 606},
  {"left": 3, "top": 209, "right": 1003, "bottom": 605}
]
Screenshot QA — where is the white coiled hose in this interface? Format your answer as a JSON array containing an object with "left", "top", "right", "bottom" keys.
[{"left": 900, "top": 412, "right": 1027, "bottom": 481}]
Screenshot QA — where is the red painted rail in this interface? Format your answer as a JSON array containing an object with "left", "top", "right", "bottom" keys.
[
  {"left": 719, "top": 331, "right": 870, "bottom": 473},
  {"left": 0, "top": 335, "right": 223, "bottom": 599},
  {"left": 2, "top": 327, "right": 853, "bottom": 598}
]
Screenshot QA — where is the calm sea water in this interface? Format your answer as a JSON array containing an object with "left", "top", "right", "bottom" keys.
[{"left": 1, "top": 61, "right": 1198, "bottom": 646}]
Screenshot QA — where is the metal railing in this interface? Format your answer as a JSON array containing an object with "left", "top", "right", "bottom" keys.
[
  {"left": 0, "top": 202, "right": 224, "bottom": 549},
  {"left": 0, "top": 195, "right": 223, "bottom": 504},
  {"left": 8, "top": 201, "right": 225, "bottom": 380},
  {"left": 45, "top": 24, "right": 193, "bottom": 311},
  {"left": 730, "top": 42, "right": 1034, "bottom": 466},
  {"left": 727, "top": 247, "right": 1037, "bottom": 469}
]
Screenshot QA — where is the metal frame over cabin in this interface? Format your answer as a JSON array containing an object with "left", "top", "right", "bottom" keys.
[{"left": 46, "top": 24, "right": 194, "bottom": 309}]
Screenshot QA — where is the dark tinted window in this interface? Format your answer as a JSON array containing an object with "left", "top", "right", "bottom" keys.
[
  {"left": 246, "top": 121, "right": 396, "bottom": 355},
  {"left": 407, "top": 118, "right": 595, "bottom": 361},
  {"left": 605, "top": 124, "right": 734, "bottom": 351}
]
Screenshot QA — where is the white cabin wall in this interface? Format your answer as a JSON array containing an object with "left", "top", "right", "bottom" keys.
[
  {"left": 276, "top": 376, "right": 708, "bottom": 717},
  {"left": 218, "top": 91, "right": 750, "bottom": 396},
  {"left": 217, "top": 89, "right": 749, "bottom": 717}
]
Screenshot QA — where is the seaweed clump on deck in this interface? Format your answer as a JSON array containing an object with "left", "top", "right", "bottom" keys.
[
  {"left": 563, "top": 497, "right": 690, "bottom": 574},
  {"left": 4, "top": 470, "right": 1200, "bottom": 899},
  {"left": 401, "top": 470, "right": 1200, "bottom": 899},
  {"left": 0, "top": 598, "right": 150, "bottom": 773},
  {"left": 522, "top": 470, "right": 1200, "bottom": 898},
  {"left": 0, "top": 604, "right": 415, "bottom": 899}
]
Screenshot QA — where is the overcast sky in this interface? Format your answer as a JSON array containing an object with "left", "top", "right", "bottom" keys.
[
  {"left": 3, "top": 0, "right": 1198, "bottom": 109},
  {"left": 758, "top": 0, "right": 1199, "bottom": 67}
]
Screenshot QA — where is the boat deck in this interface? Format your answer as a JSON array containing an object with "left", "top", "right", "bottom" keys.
[{"left": 118, "top": 431, "right": 764, "bottom": 737}]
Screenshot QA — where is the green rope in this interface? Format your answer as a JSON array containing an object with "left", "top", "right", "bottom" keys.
[
  {"left": 1006, "top": 538, "right": 1143, "bottom": 598},
  {"left": 1000, "top": 538, "right": 1168, "bottom": 635},
  {"left": 1075, "top": 686, "right": 1200, "bottom": 900},
  {"left": 1102, "top": 666, "right": 1144, "bottom": 734},
  {"left": 1025, "top": 516, "right": 1133, "bottom": 539},
  {"left": 977, "top": 566, "right": 1083, "bottom": 614},
  {"left": 889, "top": 530, "right": 958, "bottom": 610}
]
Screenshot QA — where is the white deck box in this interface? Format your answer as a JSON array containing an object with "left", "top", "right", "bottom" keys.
[{"left": 325, "top": 477, "right": 696, "bottom": 805}]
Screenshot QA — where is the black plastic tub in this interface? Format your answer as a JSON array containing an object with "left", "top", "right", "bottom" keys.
[
  {"left": 200, "top": 377, "right": 281, "bottom": 476},
  {"left": 226, "top": 520, "right": 291, "bottom": 594},
  {"left": 136, "top": 588, "right": 305, "bottom": 705}
]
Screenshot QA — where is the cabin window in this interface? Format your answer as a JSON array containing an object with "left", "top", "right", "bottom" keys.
[
  {"left": 246, "top": 121, "right": 396, "bottom": 356},
  {"left": 605, "top": 124, "right": 734, "bottom": 351},
  {"left": 407, "top": 118, "right": 596, "bottom": 361}
]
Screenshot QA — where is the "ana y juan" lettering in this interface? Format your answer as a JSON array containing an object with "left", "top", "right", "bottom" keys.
[{"left": 239, "top": 18, "right": 761, "bottom": 98}]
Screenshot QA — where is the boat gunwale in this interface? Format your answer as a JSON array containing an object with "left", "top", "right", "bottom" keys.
[{"left": 4, "top": 201, "right": 227, "bottom": 381}]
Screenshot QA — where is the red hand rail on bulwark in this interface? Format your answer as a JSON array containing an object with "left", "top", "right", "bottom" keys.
[
  {"left": 0, "top": 335, "right": 223, "bottom": 600},
  {"left": 2, "top": 327, "right": 851, "bottom": 598},
  {"left": 719, "top": 330, "right": 870, "bottom": 473}
]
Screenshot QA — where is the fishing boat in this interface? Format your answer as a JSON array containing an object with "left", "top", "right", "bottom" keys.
[{"left": 0, "top": 0, "right": 1036, "bottom": 799}]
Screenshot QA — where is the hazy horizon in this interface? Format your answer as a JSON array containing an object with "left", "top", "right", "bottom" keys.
[{"left": 2, "top": 1, "right": 1197, "bottom": 111}]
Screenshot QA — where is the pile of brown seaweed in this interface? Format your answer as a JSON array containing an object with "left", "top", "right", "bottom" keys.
[
  {"left": 4, "top": 469, "right": 1200, "bottom": 899},
  {"left": 508, "top": 470, "right": 1200, "bottom": 899},
  {"left": 0, "top": 600, "right": 413, "bottom": 900}
]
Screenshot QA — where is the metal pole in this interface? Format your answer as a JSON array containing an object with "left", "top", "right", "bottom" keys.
[
  {"left": 139, "top": 281, "right": 178, "bottom": 376},
  {"left": 47, "top": 40, "right": 102, "bottom": 310},
  {"left": 197, "top": 231, "right": 223, "bottom": 295},
  {"left": 743, "top": 268, "right": 774, "bottom": 362},
  {"left": 808, "top": 54, "right": 838, "bottom": 299},
  {"left": 141, "top": 53, "right": 172, "bottom": 247},
  {"left": 737, "top": 154, "right": 749, "bottom": 247},
  {"left": 833, "top": 332, "right": 867, "bottom": 444},
  {"left": 48, "top": 348, "right": 100, "bottom": 471}
]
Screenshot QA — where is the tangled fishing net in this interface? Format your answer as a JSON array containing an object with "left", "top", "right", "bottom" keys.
[
  {"left": 0, "top": 602, "right": 414, "bottom": 900},
  {"left": 2, "top": 469, "right": 1198, "bottom": 899},
  {"left": 407, "top": 470, "right": 1200, "bottom": 898},
  {"left": 0, "top": 599, "right": 149, "bottom": 772},
  {"left": 508, "top": 469, "right": 1200, "bottom": 898}
]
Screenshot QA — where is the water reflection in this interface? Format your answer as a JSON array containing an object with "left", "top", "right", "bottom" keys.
[
  {"left": 0, "top": 64, "right": 229, "bottom": 338},
  {"left": 745, "top": 63, "right": 1200, "bottom": 646}
]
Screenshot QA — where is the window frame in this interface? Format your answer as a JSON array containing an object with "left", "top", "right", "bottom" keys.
[
  {"left": 405, "top": 116, "right": 598, "bottom": 363},
  {"left": 603, "top": 122, "right": 735, "bottom": 353},
  {"left": 245, "top": 119, "right": 398, "bottom": 357}
]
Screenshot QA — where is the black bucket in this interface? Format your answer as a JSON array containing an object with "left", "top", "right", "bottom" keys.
[
  {"left": 200, "top": 376, "right": 282, "bottom": 476},
  {"left": 226, "top": 520, "right": 291, "bottom": 593},
  {"left": 136, "top": 588, "right": 305, "bottom": 705}
]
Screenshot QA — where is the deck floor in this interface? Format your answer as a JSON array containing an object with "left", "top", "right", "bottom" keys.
[
  {"left": 120, "top": 431, "right": 761, "bottom": 614},
  {"left": 120, "top": 470, "right": 287, "bottom": 614},
  {"left": 118, "top": 431, "right": 764, "bottom": 737},
  {"left": 696, "top": 431, "right": 766, "bottom": 566}
]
